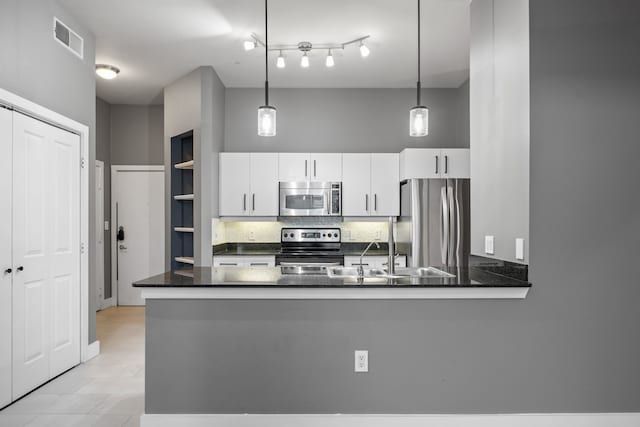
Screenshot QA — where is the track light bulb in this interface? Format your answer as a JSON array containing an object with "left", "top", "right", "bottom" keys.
[
  {"left": 301, "top": 52, "right": 310, "bottom": 68},
  {"left": 359, "top": 41, "right": 370, "bottom": 57},
  {"left": 276, "top": 52, "right": 285, "bottom": 68},
  {"left": 326, "top": 51, "right": 335, "bottom": 67},
  {"left": 244, "top": 40, "right": 256, "bottom": 51}
]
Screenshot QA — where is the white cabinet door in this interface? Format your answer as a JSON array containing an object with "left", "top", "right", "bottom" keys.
[
  {"left": 278, "top": 153, "right": 309, "bottom": 182},
  {"left": 370, "top": 153, "right": 399, "bottom": 216},
  {"left": 250, "top": 153, "right": 278, "bottom": 216},
  {"left": 11, "top": 113, "right": 54, "bottom": 399},
  {"left": 400, "top": 148, "right": 441, "bottom": 179},
  {"left": 441, "top": 149, "right": 470, "bottom": 179},
  {"left": 219, "top": 153, "right": 251, "bottom": 216},
  {"left": 310, "top": 153, "right": 342, "bottom": 181},
  {"left": 0, "top": 108, "right": 12, "bottom": 407},
  {"left": 47, "top": 124, "right": 81, "bottom": 378},
  {"left": 342, "top": 154, "right": 371, "bottom": 216}
]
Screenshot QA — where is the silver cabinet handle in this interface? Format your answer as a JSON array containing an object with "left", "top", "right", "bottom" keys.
[
  {"left": 250, "top": 263, "right": 269, "bottom": 266},
  {"left": 445, "top": 155, "right": 449, "bottom": 174},
  {"left": 365, "top": 194, "right": 369, "bottom": 212},
  {"left": 435, "top": 155, "right": 439, "bottom": 175},
  {"left": 374, "top": 194, "right": 378, "bottom": 212},
  {"left": 219, "top": 263, "right": 237, "bottom": 266},
  {"left": 305, "top": 160, "right": 308, "bottom": 177},
  {"left": 314, "top": 160, "right": 317, "bottom": 177},
  {"left": 243, "top": 194, "right": 247, "bottom": 211},
  {"left": 252, "top": 193, "right": 255, "bottom": 211}
]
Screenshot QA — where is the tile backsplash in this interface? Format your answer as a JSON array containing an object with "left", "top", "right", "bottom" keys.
[{"left": 212, "top": 218, "right": 389, "bottom": 244}]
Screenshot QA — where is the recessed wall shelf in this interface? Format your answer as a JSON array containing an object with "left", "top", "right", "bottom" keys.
[
  {"left": 174, "top": 194, "right": 194, "bottom": 201},
  {"left": 174, "top": 227, "right": 194, "bottom": 233},
  {"left": 174, "top": 160, "right": 194, "bottom": 170},
  {"left": 171, "top": 130, "right": 195, "bottom": 270}
]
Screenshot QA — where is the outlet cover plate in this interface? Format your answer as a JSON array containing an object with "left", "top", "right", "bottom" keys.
[
  {"left": 485, "top": 235, "right": 494, "bottom": 255},
  {"left": 355, "top": 350, "right": 368, "bottom": 373}
]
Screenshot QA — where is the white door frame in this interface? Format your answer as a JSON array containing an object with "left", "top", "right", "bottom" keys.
[
  {"left": 0, "top": 87, "right": 96, "bottom": 362},
  {"left": 111, "top": 165, "right": 165, "bottom": 306},
  {"left": 95, "top": 160, "right": 113, "bottom": 310}
]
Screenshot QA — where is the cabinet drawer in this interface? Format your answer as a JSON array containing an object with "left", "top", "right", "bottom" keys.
[{"left": 213, "top": 255, "right": 275, "bottom": 267}]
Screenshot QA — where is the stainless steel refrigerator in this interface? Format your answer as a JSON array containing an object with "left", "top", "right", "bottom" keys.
[{"left": 397, "top": 179, "right": 470, "bottom": 268}]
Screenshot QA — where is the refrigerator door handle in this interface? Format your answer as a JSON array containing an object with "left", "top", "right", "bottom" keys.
[
  {"left": 447, "top": 182, "right": 456, "bottom": 266},
  {"left": 440, "top": 184, "right": 449, "bottom": 265},
  {"left": 454, "top": 181, "right": 462, "bottom": 266}
]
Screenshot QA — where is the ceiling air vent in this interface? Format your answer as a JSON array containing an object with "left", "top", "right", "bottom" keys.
[{"left": 53, "top": 17, "right": 83, "bottom": 59}]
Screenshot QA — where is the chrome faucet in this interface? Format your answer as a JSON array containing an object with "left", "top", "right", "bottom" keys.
[{"left": 358, "top": 240, "right": 380, "bottom": 278}]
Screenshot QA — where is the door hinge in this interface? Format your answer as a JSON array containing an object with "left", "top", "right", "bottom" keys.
[
  {"left": 81, "top": 158, "right": 86, "bottom": 168},
  {"left": 80, "top": 243, "right": 86, "bottom": 253}
]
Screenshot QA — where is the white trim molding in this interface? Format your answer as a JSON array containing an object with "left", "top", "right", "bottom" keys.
[
  {"left": 140, "top": 286, "right": 530, "bottom": 300},
  {"left": 83, "top": 340, "right": 100, "bottom": 362},
  {"left": 141, "top": 413, "right": 640, "bottom": 427},
  {"left": 0, "top": 88, "right": 95, "bottom": 365}
]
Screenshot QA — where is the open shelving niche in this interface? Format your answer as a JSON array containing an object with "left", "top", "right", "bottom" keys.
[{"left": 170, "top": 130, "right": 195, "bottom": 270}]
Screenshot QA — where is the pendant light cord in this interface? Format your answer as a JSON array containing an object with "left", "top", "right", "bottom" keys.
[
  {"left": 416, "top": 0, "right": 421, "bottom": 106},
  {"left": 264, "top": 0, "right": 269, "bottom": 106}
]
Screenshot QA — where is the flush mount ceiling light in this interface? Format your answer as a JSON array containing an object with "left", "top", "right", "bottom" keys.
[
  {"left": 409, "top": 0, "right": 429, "bottom": 137},
  {"left": 244, "top": 34, "right": 370, "bottom": 69},
  {"left": 257, "top": 0, "right": 276, "bottom": 137},
  {"left": 95, "top": 64, "right": 120, "bottom": 80}
]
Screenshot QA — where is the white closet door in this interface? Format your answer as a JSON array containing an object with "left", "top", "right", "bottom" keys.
[
  {"left": 0, "top": 107, "right": 12, "bottom": 407},
  {"left": 47, "top": 124, "right": 80, "bottom": 378},
  {"left": 12, "top": 113, "right": 81, "bottom": 399},
  {"left": 12, "top": 113, "right": 51, "bottom": 399}
]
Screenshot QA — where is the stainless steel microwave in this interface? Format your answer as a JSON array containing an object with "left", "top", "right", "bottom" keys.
[{"left": 279, "top": 182, "right": 342, "bottom": 216}]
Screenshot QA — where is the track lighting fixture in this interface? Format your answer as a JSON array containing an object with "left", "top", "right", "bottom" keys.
[{"left": 325, "top": 50, "right": 335, "bottom": 67}]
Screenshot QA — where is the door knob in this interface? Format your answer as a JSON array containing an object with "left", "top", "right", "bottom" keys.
[
  {"left": 3, "top": 268, "right": 11, "bottom": 274},
  {"left": 16, "top": 266, "right": 24, "bottom": 272}
]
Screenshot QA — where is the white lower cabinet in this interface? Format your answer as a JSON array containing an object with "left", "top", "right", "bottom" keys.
[
  {"left": 1, "top": 110, "right": 81, "bottom": 405},
  {"left": 213, "top": 255, "right": 276, "bottom": 267},
  {"left": 344, "top": 256, "right": 407, "bottom": 269}
]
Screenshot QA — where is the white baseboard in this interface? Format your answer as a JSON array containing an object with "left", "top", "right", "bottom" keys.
[
  {"left": 140, "top": 413, "right": 640, "bottom": 427},
  {"left": 82, "top": 340, "right": 100, "bottom": 362}
]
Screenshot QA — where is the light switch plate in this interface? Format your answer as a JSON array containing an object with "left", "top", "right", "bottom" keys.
[
  {"left": 104, "top": 221, "right": 109, "bottom": 231},
  {"left": 485, "top": 235, "right": 494, "bottom": 255},
  {"left": 354, "top": 350, "right": 368, "bottom": 373},
  {"left": 515, "top": 238, "right": 525, "bottom": 260}
]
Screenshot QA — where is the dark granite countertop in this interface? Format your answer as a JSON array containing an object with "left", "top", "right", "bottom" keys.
[
  {"left": 213, "top": 242, "right": 405, "bottom": 257},
  {"left": 134, "top": 266, "right": 531, "bottom": 289}
]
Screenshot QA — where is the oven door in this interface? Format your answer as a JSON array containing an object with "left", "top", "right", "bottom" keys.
[{"left": 279, "top": 184, "right": 330, "bottom": 216}]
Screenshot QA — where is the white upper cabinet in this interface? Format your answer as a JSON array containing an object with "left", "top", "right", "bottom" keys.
[
  {"left": 370, "top": 153, "right": 400, "bottom": 216},
  {"left": 309, "top": 153, "right": 342, "bottom": 181},
  {"left": 278, "top": 153, "right": 342, "bottom": 182},
  {"left": 278, "top": 153, "right": 309, "bottom": 182},
  {"left": 400, "top": 148, "right": 469, "bottom": 180},
  {"left": 342, "top": 154, "right": 371, "bottom": 216},
  {"left": 343, "top": 153, "right": 399, "bottom": 217},
  {"left": 219, "top": 153, "right": 251, "bottom": 216},
  {"left": 219, "top": 153, "right": 278, "bottom": 216}
]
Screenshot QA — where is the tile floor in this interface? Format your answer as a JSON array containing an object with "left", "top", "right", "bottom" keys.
[{"left": 0, "top": 306, "right": 145, "bottom": 427}]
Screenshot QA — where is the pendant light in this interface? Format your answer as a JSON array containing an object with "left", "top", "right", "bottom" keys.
[
  {"left": 409, "top": 0, "right": 428, "bottom": 137},
  {"left": 258, "top": 0, "right": 276, "bottom": 137}
]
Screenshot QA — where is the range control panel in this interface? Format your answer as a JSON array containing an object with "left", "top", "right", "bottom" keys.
[{"left": 281, "top": 228, "right": 341, "bottom": 243}]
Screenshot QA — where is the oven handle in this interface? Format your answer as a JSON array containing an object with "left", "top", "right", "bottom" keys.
[{"left": 279, "top": 262, "right": 342, "bottom": 267}]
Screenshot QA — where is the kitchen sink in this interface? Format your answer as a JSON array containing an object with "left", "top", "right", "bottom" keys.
[{"left": 327, "top": 266, "right": 455, "bottom": 279}]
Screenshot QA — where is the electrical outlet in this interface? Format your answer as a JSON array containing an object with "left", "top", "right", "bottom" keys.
[
  {"left": 354, "top": 350, "right": 368, "bottom": 373},
  {"left": 515, "top": 238, "right": 525, "bottom": 260},
  {"left": 248, "top": 231, "right": 256, "bottom": 241},
  {"left": 485, "top": 235, "right": 494, "bottom": 255}
]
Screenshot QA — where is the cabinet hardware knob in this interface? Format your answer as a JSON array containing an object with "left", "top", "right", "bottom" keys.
[
  {"left": 4, "top": 268, "right": 11, "bottom": 274},
  {"left": 17, "top": 266, "right": 24, "bottom": 272}
]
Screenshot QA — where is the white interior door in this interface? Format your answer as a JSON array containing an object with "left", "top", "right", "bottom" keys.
[
  {"left": 95, "top": 161, "right": 106, "bottom": 310},
  {"left": 114, "top": 167, "right": 165, "bottom": 306},
  {"left": 12, "top": 112, "right": 81, "bottom": 398},
  {"left": 0, "top": 107, "right": 12, "bottom": 407}
]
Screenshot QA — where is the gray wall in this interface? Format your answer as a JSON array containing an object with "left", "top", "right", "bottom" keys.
[
  {"left": 110, "top": 104, "right": 164, "bottom": 165},
  {"left": 224, "top": 86, "right": 469, "bottom": 152},
  {"left": 0, "top": 0, "right": 98, "bottom": 343},
  {"left": 164, "top": 66, "right": 224, "bottom": 267},
  {"left": 96, "top": 98, "right": 112, "bottom": 299},
  {"left": 146, "top": 0, "right": 640, "bottom": 414}
]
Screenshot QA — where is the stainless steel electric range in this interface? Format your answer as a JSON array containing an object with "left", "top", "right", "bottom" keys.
[{"left": 276, "top": 228, "right": 343, "bottom": 275}]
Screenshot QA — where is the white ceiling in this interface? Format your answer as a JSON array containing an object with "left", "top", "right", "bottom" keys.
[{"left": 60, "top": 0, "right": 471, "bottom": 105}]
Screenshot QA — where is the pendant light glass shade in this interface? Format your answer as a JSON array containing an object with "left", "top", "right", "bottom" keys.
[
  {"left": 409, "top": 106, "right": 428, "bottom": 137},
  {"left": 258, "top": 105, "right": 276, "bottom": 137}
]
